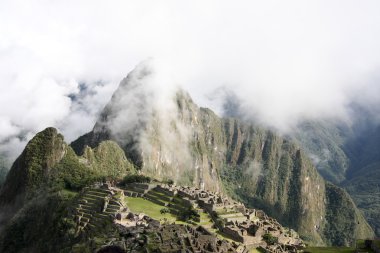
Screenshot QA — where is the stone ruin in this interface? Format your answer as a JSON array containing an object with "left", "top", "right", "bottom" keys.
[
  {"left": 135, "top": 183, "right": 305, "bottom": 252},
  {"left": 73, "top": 182, "right": 305, "bottom": 252},
  {"left": 73, "top": 182, "right": 126, "bottom": 237}
]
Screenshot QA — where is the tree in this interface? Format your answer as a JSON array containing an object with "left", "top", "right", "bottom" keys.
[
  {"left": 263, "top": 233, "right": 278, "bottom": 245},
  {"left": 160, "top": 208, "right": 170, "bottom": 214}
]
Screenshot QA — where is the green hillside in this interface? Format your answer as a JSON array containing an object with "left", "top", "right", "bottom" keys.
[{"left": 293, "top": 117, "right": 380, "bottom": 237}]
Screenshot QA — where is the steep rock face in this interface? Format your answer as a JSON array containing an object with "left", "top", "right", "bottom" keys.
[
  {"left": 71, "top": 63, "right": 373, "bottom": 245},
  {"left": 72, "top": 64, "right": 224, "bottom": 192},
  {"left": 220, "top": 123, "right": 327, "bottom": 244},
  {"left": 291, "top": 120, "right": 350, "bottom": 184}
]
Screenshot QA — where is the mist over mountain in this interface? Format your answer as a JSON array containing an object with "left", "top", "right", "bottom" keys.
[
  {"left": 2, "top": 1, "right": 380, "bottom": 168},
  {"left": 220, "top": 87, "right": 380, "bottom": 236},
  {"left": 1, "top": 1, "right": 380, "bottom": 251},
  {"left": 70, "top": 62, "right": 373, "bottom": 245}
]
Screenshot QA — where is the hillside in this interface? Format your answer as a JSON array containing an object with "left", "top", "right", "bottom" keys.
[
  {"left": 71, "top": 62, "right": 373, "bottom": 246},
  {"left": 292, "top": 112, "right": 380, "bottom": 236},
  {"left": 291, "top": 120, "right": 350, "bottom": 184},
  {"left": 0, "top": 154, "right": 8, "bottom": 186},
  {"left": 0, "top": 128, "right": 137, "bottom": 252}
]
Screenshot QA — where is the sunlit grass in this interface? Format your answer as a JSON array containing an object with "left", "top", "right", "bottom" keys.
[
  {"left": 125, "top": 197, "right": 177, "bottom": 223},
  {"left": 305, "top": 247, "right": 355, "bottom": 253}
]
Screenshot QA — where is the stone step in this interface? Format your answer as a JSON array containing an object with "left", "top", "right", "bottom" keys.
[
  {"left": 107, "top": 204, "right": 121, "bottom": 209},
  {"left": 89, "top": 188, "right": 113, "bottom": 195},
  {"left": 144, "top": 195, "right": 166, "bottom": 206},
  {"left": 103, "top": 211, "right": 117, "bottom": 216},
  {"left": 82, "top": 196, "right": 104, "bottom": 202},
  {"left": 83, "top": 193, "right": 106, "bottom": 200},
  {"left": 93, "top": 213, "right": 109, "bottom": 219},
  {"left": 86, "top": 190, "right": 109, "bottom": 197},
  {"left": 79, "top": 221, "right": 88, "bottom": 227},
  {"left": 79, "top": 199, "right": 101, "bottom": 206},
  {"left": 105, "top": 207, "right": 120, "bottom": 213},
  {"left": 79, "top": 217, "right": 90, "bottom": 223},
  {"left": 124, "top": 191, "right": 143, "bottom": 198},
  {"left": 147, "top": 191, "right": 172, "bottom": 202},
  {"left": 78, "top": 204, "right": 94, "bottom": 210},
  {"left": 109, "top": 200, "right": 122, "bottom": 206},
  {"left": 79, "top": 212, "right": 93, "bottom": 219},
  {"left": 167, "top": 203, "right": 188, "bottom": 212}
]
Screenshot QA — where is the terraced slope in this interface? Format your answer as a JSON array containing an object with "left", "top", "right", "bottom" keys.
[{"left": 73, "top": 186, "right": 125, "bottom": 237}]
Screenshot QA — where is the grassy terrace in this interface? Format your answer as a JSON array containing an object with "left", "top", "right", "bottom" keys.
[
  {"left": 305, "top": 241, "right": 375, "bottom": 253},
  {"left": 305, "top": 248, "right": 372, "bottom": 253},
  {"left": 125, "top": 197, "right": 178, "bottom": 223},
  {"left": 305, "top": 247, "right": 355, "bottom": 253},
  {"left": 249, "top": 249, "right": 262, "bottom": 253},
  {"left": 124, "top": 195, "right": 238, "bottom": 243}
]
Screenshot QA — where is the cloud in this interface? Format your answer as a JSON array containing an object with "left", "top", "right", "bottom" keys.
[{"left": 1, "top": 0, "right": 380, "bottom": 165}]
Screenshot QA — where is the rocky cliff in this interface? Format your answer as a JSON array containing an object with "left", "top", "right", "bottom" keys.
[{"left": 71, "top": 62, "right": 374, "bottom": 245}]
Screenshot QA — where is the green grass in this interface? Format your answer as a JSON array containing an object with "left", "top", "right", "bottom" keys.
[
  {"left": 196, "top": 212, "right": 213, "bottom": 226},
  {"left": 125, "top": 197, "right": 177, "bottom": 223},
  {"left": 60, "top": 188, "right": 79, "bottom": 197},
  {"left": 305, "top": 247, "right": 355, "bottom": 253},
  {"left": 249, "top": 249, "right": 261, "bottom": 253}
]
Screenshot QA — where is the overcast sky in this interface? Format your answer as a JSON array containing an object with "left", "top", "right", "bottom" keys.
[{"left": 1, "top": 0, "right": 380, "bottom": 163}]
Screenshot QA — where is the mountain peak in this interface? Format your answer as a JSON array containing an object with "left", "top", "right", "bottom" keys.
[
  {"left": 0, "top": 127, "right": 66, "bottom": 205},
  {"left": 70, "top": 68, "right": 374, "bottom": 245}
]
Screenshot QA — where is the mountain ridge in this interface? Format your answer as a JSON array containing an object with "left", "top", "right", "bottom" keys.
[{"left": 70, "top": 62, "right": 374, "bottom": 245}]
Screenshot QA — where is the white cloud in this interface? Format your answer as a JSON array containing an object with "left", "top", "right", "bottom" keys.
[{"left": 1, "top": 0, "right": 380, "bottom": 164}]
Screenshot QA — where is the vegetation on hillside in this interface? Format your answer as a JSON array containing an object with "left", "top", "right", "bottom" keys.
[
  {"left": 343, "top": 163, "right": 380, "bottom": 236},
  {"left": 292, "top": 120, "right": 350, "bottom": 184},
  {"left": 0, "top": 155, "right": 8, "bottom": 186},
  {"left": 121, "top": 174, "right": 151, "bottom": 184},
  {"left": 323, "top": 183, "right": 374, "bottom": 246},
  {"left": 0, "top": 128, "right": 138, "bottom": 252},
  {"left": 0, "top": 191, "right": 77, "bottom": 253}
]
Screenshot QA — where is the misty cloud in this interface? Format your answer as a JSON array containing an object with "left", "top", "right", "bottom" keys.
[
  {"left": 96, "top": 60, "right": 193, "bottom": 181},
  {"left": 1, "top": 0, "right": 380, "bottom": 165},
  {"left": 244, "top": 161, "right": 264, "bottom": 181}
]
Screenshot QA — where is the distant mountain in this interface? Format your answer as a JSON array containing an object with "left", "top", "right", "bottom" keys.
[
  {"left": 71, "top": 62, "right": 373, "bottom": 245},
  {"left": 292, "top": 107, "right": 380, "bottom": 236},
  {"left": 291, "top": 120, "right": 350, "bottom": 184}
]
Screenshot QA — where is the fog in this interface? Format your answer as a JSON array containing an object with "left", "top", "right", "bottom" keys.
[{"left": 1, "top": 0, "right": 380, "bottom": 165}]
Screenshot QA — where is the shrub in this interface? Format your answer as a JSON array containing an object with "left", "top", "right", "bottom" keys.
[
  {"left": 163, "top": 179, "right": 174, "bottom": 185},
  {"left": 178, "top": 207, "right": 200, "bottom": 222},
  {"left": 160, "top": 208, "right": 170, "bottom": 214},
  {"left": 122, "top": 174, "right": 151, "bottom": 184},
  {"left": 263, "top": 233, "right": 278, "bottom": 245}
]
